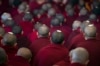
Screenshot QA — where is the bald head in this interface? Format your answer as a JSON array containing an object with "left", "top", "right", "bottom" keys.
[
  {"left": 0, "top": 27, "right": 5, "bottom": 36},
  {"left": 17, "top": 47, "right": 32, "bottom": 61},
  {"left": 79, "top": 8, "right": 87, "bottom": 16},
  {"left": 41, "top": 3, "right": 52, "bottom": 11},
  {"left": 0, "top": 48, "right": 7, "bottom": 64},
  {"left": 2, "top": 33, "right": 17, "bottom": 46},
  {"left": 1, "top": 12, "right": 11, "bottom": 22},
  {"left": 4, "top": 18, "right": 15, "bottom": 27},
  {"left": 48, "top": 8, "right": 56, "bottom": 17},
  {"left": 67, "top": 8, "right": 74, "bottom": 16},
  {"left": 51, "top": 30, "right": 64, "bottom": 44},
  {"left": 89, "top": 14, "right": 97, "bottom": 21},
  {"left": 80, "top": 20, "right": 90, "bottom": 32},
  {"left": 65, "top": 4, "right": 73, "bottom": 11},
  {"left": 55, "top": 14, "right": 64, "bottom": 23},
  {"left": 51, "top": 18, "right": 61, "bottom": 26},
  {"left": 38, "top": 25, "right": 49, "bottom": 37},
  {"left": 12, "top": 25, "right": 22, "bottom": 34},
  {"left": 69, "top": 47, "right": 89, "bottom": 64},
  {"left": 72, "top": 20, "right": 81, "bottom": 30},
  {"left": 84, "top": 24, "right": 97, "bottom": 38},
  {"left": 23, "top": 12, "right": 33, "bottom": 21},
  {"left": 18, "top": 2, "right": 29, "bottom": 13},
  {"left": 34, "top": 22, "right": 43, "bottom": 31}
]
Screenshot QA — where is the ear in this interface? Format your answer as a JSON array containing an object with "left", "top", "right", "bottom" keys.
[
  {"left": 1, "top": 39, "right": 5, "bottom": 46},
  {"left": 85, "top": 60, "right": 89, "bottom": 65}
]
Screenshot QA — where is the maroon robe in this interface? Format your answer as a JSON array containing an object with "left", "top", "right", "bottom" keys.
[
  {"left": 63, "top": 12, "right": 78, "bottom": 28},
  {"left": 3, "top": 26, "right": 12, "bottom": 33},
  {"left": 1, "top": 45, "right": 18, "bottom": 61},
  {"left": 77, "top": 39, "right": 100, "bottom": 66},
  {"left": 30, "top": 37, "right": 50, "bottom": 55},
  {"left": 34, "top": 44, "right": 69, "bottom": 66},
  {"left": 9, "top": 56, "right": 30, "bottom": 66},
  {"left": 53, "top": 60, "right": 70, "bottom": 66},
  {"left": 67, "top": 29, "right": 80, "bottom": 47},
  {"left": 19, "top": 21, "right": 33, "bottom": 36},
  {"left": 28, "top": 30, "right": 38, "bottom": 43},
  {"left": 13, "top": 13, "right": 24, "bottom": 25},
  {"left": 76, "top": 15, "right": 89, "bottom": 22},
  {"left": 69, "top": 63, "right": 86, "bottom": 66},
  {"left": 0, "top": 0, "right": 10, "bottom": 15},
  {"left": 68, "top": 33, "right": 85, "bottom": 50},
  {"left": 30, "top": 37, "right": 50, "bottom": 66},
  {"left": 29, "top": 1, "right": 45, "bottom": 12}
]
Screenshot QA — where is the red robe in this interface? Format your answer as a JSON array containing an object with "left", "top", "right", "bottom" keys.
[
  {"left": 77, "top": 39, "right": 100, "bottom": 66},
  {"left": 69, "top": 63, "right": 86, "bottom": 66},
  {"left": 9, "top": 56, "right": 30, "bottom": 66},
  {"left": 34, "top": 44, "right": 69, "bottom": 66},
  {"left": 68, "top": 33, "right": 85, "bottom": 50},
  {"left": 19, "top": 21, "right": 33, "bottom": 36},
  {"left": 1, "top": 45, "right": 18, "bottom": 61},
  {"left": 67, "top": 29, "right": 80, "bottom": 47}
]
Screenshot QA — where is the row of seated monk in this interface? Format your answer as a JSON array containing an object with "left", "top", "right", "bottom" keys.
[{"left": 0, "top": 0, "right": 100, "bottom": 66}]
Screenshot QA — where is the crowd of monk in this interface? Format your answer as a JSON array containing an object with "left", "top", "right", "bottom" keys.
[{"left": 0, "top": 0, "right": 100, "bottom": 66}]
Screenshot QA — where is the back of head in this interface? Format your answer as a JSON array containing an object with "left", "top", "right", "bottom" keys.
[
  {"left": 0, "top": 27, "right": 5, "bottom": 37},
  {"left": 38, "top": 25, "right": 49, "bottom": 37},
  {"left": 69, "top": 47, "right": 89, "bottom": 64},
  {"left": 48, "top": 8, "right": 56, "bottom": 17},
  {"left": 79, "top": 8, "right": 88, "bottom": 16},
  {"left": 84, "top": 24, "right": 97, "bottom": 38},
  {"left": 23, "top": 12, "right": 33, "bottom": 21},
  {"left": 18, "top": 2, "right": 29, "bottom": 13},
  {"left": 72, "top": 20, "right": 81, "bottom": 30},
  {"left": 65, "top": 4, "right": 73, "bottom": 11},
  {"left": 34, "top": 22, "right": 43, "bottom": 31},
  {"left": 1, "top": 12, "right": 11, "bottom": 22},
  {"left": 51, "top": 18, "right": 61, "bottom": 26},
  {"left": 2, "top": 33, "right": 17, "bottom": 46},
  {"left": 89, "top": 14, "right": 97, "bottom": 21},
  {"left": 33, "top": 9, "right": 40, "bottom": 16},
  {"left": 67, "top": 8, "right": 74, "bottom": 16},
  {"left": 41, "top": 3, "right": 52, "bottom": 11},
  {"left": 12, "top": 25, "right": 22, "bottom": 34},
  {"left": 4, "top": 18, "right": 15, "bottom": 27},
  {"left": 0, "top": 47, "right": 7, "bottom": 64},
  {"left": 51, "top": 30, "right": 64, "bottom": 44},
  {"left": 80, "top": 20, "right": 90, "bottom": 32},
  {"left": 55, "top": 14, "right": 64, "bottom": 23},
  {"left": 16, "top": 47, "right": 32, "bottom": 61}
]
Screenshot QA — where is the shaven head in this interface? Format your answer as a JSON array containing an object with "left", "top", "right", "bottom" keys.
[
  {"left": 1, "top": 12, "right": 12, "bottom": 22},
  {"left": 0, "top": 48, "right": 7, "bottom": 64},
  {"left": 48, "top": 8, "right": 56, "bottom": 17},
  {"left": 18, "top": 2, "right": 29, "bottom": 13},
  {"left": 16, "top": 47, "right": 32, "bottom": 61},
  {"left": 80, "top": 20, "right": 90, "bottom": 32},
  {"left": 12, "top": 25, "right": 22, "bottom": 34},
  {"left": 0, "top": 27, "right": 5, "bottom": 37},
  {"left": 84, "top": 24, "right": 97, "bottom": 39},
  {"left": 34, "top": 22, "right": 43, "bottom": 31},
  {"left": 69, "top": 47, "right": 89, "bottom": 65},
  {"left": 72, "top": 20, "right": 81, "bottom": 30},
  {"left": 79, "top": 8, "right": 87, "bottom": 16},
  {"left": 89, "top": 14, "right": 97, "bottom": 21},
  {"left": 38, "top": 25, "right": 49, "bottom": 37},
  {"left": 51, "top": 18, "right": 61, "bottom": 26},
  {"left": 23, "top": 12, "right": 33, "bottom": 21},
  {"left": 51, "top": 30, "right": 64, "bottom": 44},
  {"left": 2, "top": 33, "right": 17, "bottom": 46}
]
